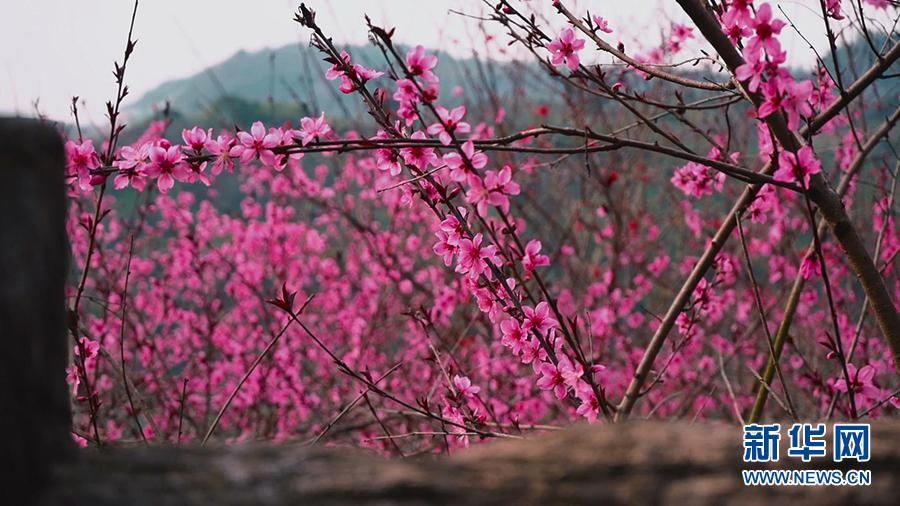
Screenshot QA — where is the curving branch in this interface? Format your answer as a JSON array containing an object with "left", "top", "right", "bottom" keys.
[{"left": 553, "top": 1, "right": 735, "bottom": 92}]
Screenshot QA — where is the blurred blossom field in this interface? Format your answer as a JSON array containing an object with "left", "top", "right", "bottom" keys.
[{"left": 51, "top": 0, "right": 900, "bottom": 453}]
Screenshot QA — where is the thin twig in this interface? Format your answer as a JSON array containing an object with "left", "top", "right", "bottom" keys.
[
  {"left": 201, "top": 295, "right": 315, "bottom": 446},
  {"left": 119, "top": 236, "right": 147, "bottom": 443}
]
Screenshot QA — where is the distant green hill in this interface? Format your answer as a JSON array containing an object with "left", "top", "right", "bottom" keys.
[
  {"left": 126, "top": 43, "right": 535, "bottom": 133},
  {"left": 124, "top": 35, "right": 896, "bottom": 140},
  {"left": 123, "top": 40, "right": 743, "bottom": 137}
]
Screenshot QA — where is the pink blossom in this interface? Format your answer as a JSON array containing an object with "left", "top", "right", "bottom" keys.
[
  {"left": 115, "top": 143, "right": 149, "bottom": 172},
  {"left": 205, "top": 134, "right": 236, "bottom": 175},
  {"left": 433, "top": 230, "right": 459, "bottom": 266},
  {"left": 181, "top": 127, "right": 210, "bottom": 152},
  {"left": 464, "top": 177, "right": 492, "bottom": 215},
  {"left": 113, "top": 143, "right": 150, "bottom": 191},
  {"left": 393, "top": 78, "right": 421, "bottom": 107},
  {"left": 112, "top": 169, "right": 147, "bottom": 191},
  {"left": 485, "top": 165, "right": 520, "bottom": 206},
  {"left": 494, "top": 107, "right": 506, "bottom": 124},
  {"left": 500, "top": 319, "right": 527, "bottom": 355},
  {"left": 671, "top": 161, "right": 725, "bottom": 198},
  {"left": 72, "top": 433, "right": 89, "bottom": 448},
  {"left": 745, "top": 3, "right": 786, "bottom": 59},
  {"left": 452, "top": 375, "right": 481, "bottom": 398},
  {"left": 373, "top": 130, "right": 403, "bottom": 176},
  {"left": 299, "top": 113, "right": 332, "bottom": 146},
  {"left": 774, "top": 145, "right": 821, "bottom": 188},
  {"left": 799, "top": 255, "right": 821, "bottom": 280},
  {"left": 548, "top": 27, "right": 585, "bottom": 71},
  {"left": 456, "top": 233, "right": 499, "bottom": 278},
  {"left": 326, "top": 50, "right": 384, "bottom": 93},
  {"left": 668, "top": 23, "right": 694, "bottom": 53},
  {"left": 810, "top": 65, "right": 836, "bottom": 110},
  {"left": 427, "top": 106, "right": 471, "bottom": 145},
  {"left": 441, "top": 404, "right": 470, "bottom": 448},
  {"left": 824, "top": 0, "right": 844, "bottom": 20},
  {"left": 75, "top": 337, "right": 100, "bottom": 360},
  {"left": 353, "top": 64, "right": 383, "bottom": 82},
  {"left": 747, "top": 183, "right": 777, "bottom": 223},
  {"left": 230, "top": 121, "right": 282, "bottom": 167},
  {"left": 439, "top": 212, "right": 465, "bottom": 237},
  {"left": 833, "top": 364, "right": 882, "bottom": 407},
  {"left": 324, "top": 50, "right": 351, "bottom": 81},
  {"left": 522, "top": 301, "right": 559, "bottom": 336},
  {"left": 443, "top": 141, "right": 486, "bottom": 182},
  {"left": 782, "top": 79, "right": 814, "bottom": 129},
  {"left": 145, "top": 144, "right": 191, "bottom": 193},
  {"left": 723, "top": 19, "right": 752, "bottom": 44},
  {"left": 522, "top": 240, "right": 550, "bottom": 273},
  {"left": 734, "top": 49, "right": 784, "bottom": 93},
  {"left": 406, "top": 45, "right": 439, "bottom": 83},
  {"left": 722, "top": 0, "right": 755, "bottom": 27},
  {"left": 648, "top": 255, "right": 671, "bottom": 277},
  {"left": 758, "top": 77, "right": 813, "bottom": 130},
  {"left": 575, "top": 380, "right": 600, "bottom": 422},
  {"left": 631, "top": 47, "right": 665, "bottom": 79},
  {"left": 66, "top": 139, "right": 101, "bottom": 190},
  {"left": 756, "top": 122, "right": 774, "bottom": 160},
  {"left": 536, "top": 360, "right": 568, "bottom": 400},
  {"left": 520, "top": 338, "right": 542, "bottom": 365},
  {"left": 399, "top": 131, "right": 439, "bottom": 169},
  {"left": 466, "top": 166, "right": 520, "bottom": 216},
  {"left": 557, "top": 354, "right": 584, "bottom": 388},
  {"left": 61, "top": 4, "right": 896, "bottom": 448},
  {"left": 65, "top": 364, "right": 80, "bottom": 396},
  {"left": 592, "top": 15, "right": 613, "bottom": 33}
]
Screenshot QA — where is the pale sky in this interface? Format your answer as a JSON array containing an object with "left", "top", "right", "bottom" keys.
[{"left": 1, "top": 1, "right": 893, "bottom": 122}]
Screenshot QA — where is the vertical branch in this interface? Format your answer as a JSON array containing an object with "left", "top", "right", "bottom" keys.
[
  {"left": 118, "top": 236, "right": 147, "bottom": 443},
  {"left": 803, "top": 197, "right": 857, "bottom": 418},
  {"left": 735, "top": 213, "right": 797, "bottom": 420},
  {"left": 69, "top": 0, "right": 141, "bottom": 445}
]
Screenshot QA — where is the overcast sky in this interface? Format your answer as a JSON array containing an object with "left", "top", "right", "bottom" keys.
[{"left": 1, "top": 1, "right": 892, "bottom": 122}]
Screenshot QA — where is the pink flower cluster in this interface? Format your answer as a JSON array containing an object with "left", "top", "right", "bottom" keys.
[
  {"left": 325, "top": 49, "right": 384, "bottom": 93},
  {"left": 62, "top": 4, "right": 899, "bottom": 452},
  {"left": 549, "top": 27, "right": 585, "bottom": 71},
  {"left": 730, "top": 3, "right": 815, "bottom": 130}
]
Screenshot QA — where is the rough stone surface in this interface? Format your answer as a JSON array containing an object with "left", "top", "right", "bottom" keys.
[
  {"left": 41, "top": 422, "right": 899, "bottom": 505},
  {"left": 0, "top": 118, "right": 73, "bottom": 506}
]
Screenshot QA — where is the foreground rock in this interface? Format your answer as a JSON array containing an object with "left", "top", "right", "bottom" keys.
[{"left": 41, "top": 421, "right": 898, "bottom": 505}]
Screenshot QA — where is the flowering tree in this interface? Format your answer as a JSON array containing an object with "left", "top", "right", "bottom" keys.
[{"left": 63, "top": 0, "right": 899, "bottom": 452}]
